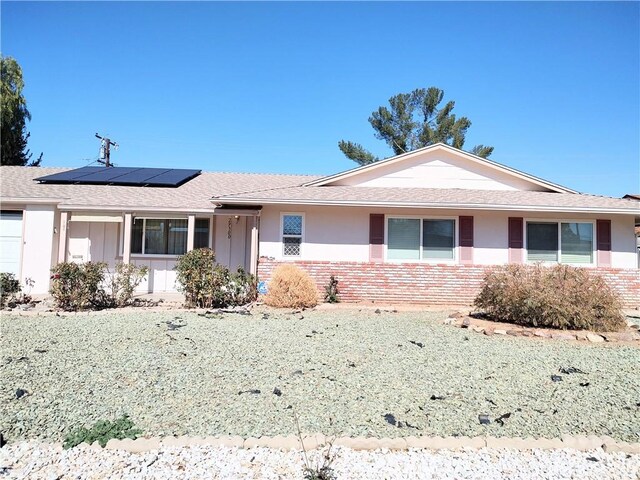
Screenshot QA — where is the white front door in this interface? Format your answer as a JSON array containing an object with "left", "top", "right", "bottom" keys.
[{"left": 0, "top": 211, "right": 23, "bottom": 276}]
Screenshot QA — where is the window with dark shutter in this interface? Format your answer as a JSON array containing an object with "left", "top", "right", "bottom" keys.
[
  {"left": 369, "top": 214, "right": 384, "bottom": 262},
  {"left": 508, "top": 217, "right": 524, "bottom": 249},
  {"left": 459, "top": 216, "right": 474, "bottom": 247},
  {"left": 596, "top": 220, "right": 611, "bottom": 251}
]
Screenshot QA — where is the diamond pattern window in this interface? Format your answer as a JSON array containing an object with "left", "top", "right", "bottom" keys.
[{"left": 282, "top": 214, "right": 303, "bottom": 257}]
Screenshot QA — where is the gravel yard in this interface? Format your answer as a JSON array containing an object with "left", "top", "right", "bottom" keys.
[{"left": 1, "top": 309, "right": 639, "bottom": 443}]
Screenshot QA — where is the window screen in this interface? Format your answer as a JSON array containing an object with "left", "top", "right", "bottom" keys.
[
  {"left": 561, "top": 222, "right": 593, "bottom": 264},
  {"left": 194, "top": 218, "right": 210, "bottom": 249},
  {"left": 527, "top": 222, "right": 558, "bottom": 262},
  {"left": 387, "top": 218, "right": 420, "bottom": 260},
  {"left": 423, "top": 219, "right": 455, "bottom": 259}
]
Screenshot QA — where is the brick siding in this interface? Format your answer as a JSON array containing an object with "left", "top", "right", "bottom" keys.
[{"left": 257, "top": 259, "right": 640, "bottom": 307}]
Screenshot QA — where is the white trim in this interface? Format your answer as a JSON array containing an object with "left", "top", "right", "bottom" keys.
[
  {"left": 213, "top": 198, "right": 639, "bottom": 215},
  {"left": 1, "top": 197, "right": 65, "bottom": 205},
  {"left": 384, "top": 214, "right": 458, "bottom": 264},
  {"left": 69, "top": 213, "right": 123, "bottom": 223},
  {"left": 280, "top": 212, "right": 305, "bottom": 258},
  {"left": 59, "top": 205, "right": 217, "bottom": 214},
  {"left": 524, "top": 218, "right": 597, "bottom": 267},
  {"left": 303, "top": 143, "right": 578, "bottom": 194}
]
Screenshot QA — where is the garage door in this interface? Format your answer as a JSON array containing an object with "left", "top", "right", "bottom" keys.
[{"left": 0, "top": 211, "right": 23, "bottom": 276}]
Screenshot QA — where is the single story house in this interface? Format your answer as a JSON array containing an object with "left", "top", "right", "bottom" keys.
[{"left": 1, "top": 143, "right": 638, "bottom": 306}]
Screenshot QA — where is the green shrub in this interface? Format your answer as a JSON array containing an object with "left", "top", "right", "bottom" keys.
[
  {"left": 175, "top": 248, "right": 257, "bottom": 308},
  {"left": 175, "top": 248, "right": 217, "bottom": 307},
  {"left": 50, "top": 262, "right": 108, "bottom": 311},
  {"left": 225, "top": 267, "right": 259, "bottom": 306},
  {"left": 63, "top": 414, "right": 141, "bottom": 449},
  {"left": 0, "top": 272, "right": 21, "bottom": 307},
  {"left": 324, "top": 275, "right": 340, "bottom": 303},
  {"left": 107, "top": 263, "right": 149, "bottom": 307},
  {"left": 474, "top": 264, "right": 626, "bottom": 332}
]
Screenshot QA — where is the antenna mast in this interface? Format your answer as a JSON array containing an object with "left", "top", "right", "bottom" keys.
[{"left": 95, "top": 133, "right": 118, "bottom": 167}]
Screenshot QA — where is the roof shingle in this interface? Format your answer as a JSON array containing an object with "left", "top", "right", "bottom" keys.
[{"left": 1, "top": 166, "right": 638, "bottom": 215}]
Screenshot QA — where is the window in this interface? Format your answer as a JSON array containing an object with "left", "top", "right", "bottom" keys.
[
  {"left": 131, "top": 218, "right": 188, "bottom": 255},
  {"left": 282, "top": 214, "right": 303, "bottom": 256},
  {"left": 561, "top": 222, "right": 593, "bottom": 264},
  {"left": 194, "top": 218, "right": 210, "bottom": 249},
  {"left": 423, "top": 219, "right": 455, "bottom": 259},
  {"left": 387, "top": 217, "right": 455, "bottom": 261},
  {"left": 527, "top": 222, "right": 558, "bottom": 262},
  {"left": 526, "top": 221, "right": 593, "bottom": 264}
]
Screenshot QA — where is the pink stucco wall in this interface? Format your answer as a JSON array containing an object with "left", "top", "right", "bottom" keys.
[{"left": 259, "top": 205, "right": 637, "bottom": 269}]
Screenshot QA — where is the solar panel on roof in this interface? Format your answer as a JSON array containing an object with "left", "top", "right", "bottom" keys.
[
  {"left": 71, "top": 167, "right": 141, "bottom": 183},
  {"left": 111, "top": 168, "right": 173, "bottom": 184},
  {"left": 35, "top": 167, "right": 201, "bottom": 188}
]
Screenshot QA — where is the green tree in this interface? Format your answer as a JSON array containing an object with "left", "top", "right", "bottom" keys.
[
  {"left": 1, "top": 55, "right": 42, "bottom": 166},
  {"left": 339, "top": 87, "right": 493, "bottom": 165}
]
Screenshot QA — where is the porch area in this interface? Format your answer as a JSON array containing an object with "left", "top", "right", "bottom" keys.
[{"left": 56, "top": 209, "right": 261, "bottom": 293}]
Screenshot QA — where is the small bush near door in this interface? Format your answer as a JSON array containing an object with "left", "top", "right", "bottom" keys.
[
  {"left": 0, "top": 272, "right": 21, "bottom": 307},
  {"left": 474, "top": 264, "right": 626, "bottom": 332},
  {"left": 264, "top": 264, "right": 318, "bottom": 308},
  {"left": 107, "top": 263, "right": 149, "bottom": 307},
  {"left": 50, "top": 262, "right": 149, "bottom": 311},
  {"left": 175, "top": 248, "right": 257, "bottom": 308},
  {"left": 50, "top": 262, "right": 108, "bottom": 311}
]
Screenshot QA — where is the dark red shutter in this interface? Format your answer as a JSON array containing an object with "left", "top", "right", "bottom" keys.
[
  {"left": 596, "top": 220, "right": 611, "bottom": 251},
  {"left": 369, "top": 214, "right": 384, "bottom": 262},
  {"left": 459, "top": 216, "right": 474, "bottom": 247},
  {"left": 508, "top": 217, "right": 524, "bottom": 249}
]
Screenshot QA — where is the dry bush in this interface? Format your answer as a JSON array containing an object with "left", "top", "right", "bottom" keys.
[
  {"left": 474, "top": 264, "right": 626, "bottom": 332},
  {"left": 264, "top": 264, "right": 318, "bottom": 308}
]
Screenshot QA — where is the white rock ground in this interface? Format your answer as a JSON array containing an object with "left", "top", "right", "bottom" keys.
[{"left": 1, "top": 443, "right": 639, "bottom": 480}]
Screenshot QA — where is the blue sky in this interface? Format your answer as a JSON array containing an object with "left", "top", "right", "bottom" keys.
[{"left": 2, "top": 1, "right": 639, "bottom": 196}]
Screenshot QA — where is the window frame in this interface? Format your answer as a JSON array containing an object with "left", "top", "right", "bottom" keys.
[
  {"left": 524, "top": 218, "right": 596, "bottom": 267},
  {"left": 280, "top": 212, "right": 305, "bottom": 258},
  {"left": 384, "top": 214, "right": 458, "bottom": 263},
  {"left": 127, "top": 216, "right": 190, "bottom": 258}
]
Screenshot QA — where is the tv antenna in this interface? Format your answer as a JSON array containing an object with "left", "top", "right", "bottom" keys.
[{"left": 95, "top": 133, "right": 118, "bottom": 167}]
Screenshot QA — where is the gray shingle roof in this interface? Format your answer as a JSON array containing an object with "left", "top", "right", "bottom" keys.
[
  {"left": 212, "top": 185, "right": 640, "bottom": 214},
  {"left": 0, "top": 166, "right": 318, "bottom": 211},
  {"left": 1, "top": 166, "right": 638, "bottom": 215}
]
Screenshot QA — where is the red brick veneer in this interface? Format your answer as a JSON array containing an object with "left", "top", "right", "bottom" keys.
[{"left": 257, "top": 259, "right": 640, "bottom": 307}]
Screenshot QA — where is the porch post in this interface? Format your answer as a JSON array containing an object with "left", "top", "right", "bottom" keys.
[
  {"left": 249, "top": 215, "right": 259, "bottom": 275},
  {"left": 123, "top": 213, "right": 132, "bottom": 264},
  {"left": 57, "top": 211, "right": 68, "bottom": 263},
  {"left": 187, "top": 214, "right": 196, "bottom": 251}
]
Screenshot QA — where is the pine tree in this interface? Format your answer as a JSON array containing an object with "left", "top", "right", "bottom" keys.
[{"left": 339, "top": 87, "right": 493, "bottom": 166}]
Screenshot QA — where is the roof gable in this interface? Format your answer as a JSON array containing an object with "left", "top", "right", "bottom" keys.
[{"left": 305, "top": 144, "right": 577, "bottom": 194}]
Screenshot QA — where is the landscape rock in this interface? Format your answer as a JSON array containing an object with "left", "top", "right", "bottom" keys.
[
  {"left": 586, "top": 333, "right": 605, "bottom": 343},
  {"left": 533, "top": 330, "right": 551, "bottom": 338},
  {"left": 552, "top": 333, "right": 576, "bottom": 341}
]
